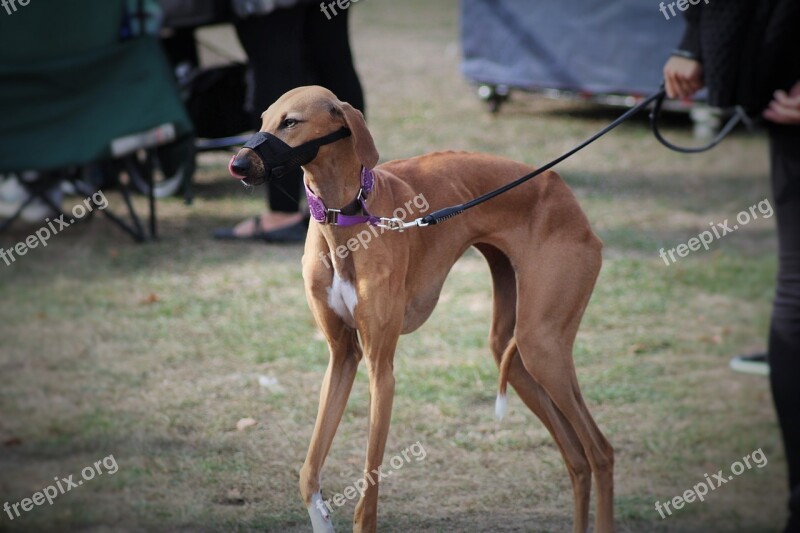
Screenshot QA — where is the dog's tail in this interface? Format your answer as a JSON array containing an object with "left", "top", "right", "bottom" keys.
[{"left": 495, "top": 337, "right": 516, "bottom": 421}]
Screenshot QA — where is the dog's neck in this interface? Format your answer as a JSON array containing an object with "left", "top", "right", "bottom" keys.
[
  {"left": 303, "top": 151, "right": 364, "bottom": 211},
  {"left": 304, "top": 152, "right": 377, "bottom": 272}
]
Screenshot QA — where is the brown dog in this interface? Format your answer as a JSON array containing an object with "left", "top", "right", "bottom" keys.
[{"left": 230, "top": 86, "right": 613, "bottom": 533}]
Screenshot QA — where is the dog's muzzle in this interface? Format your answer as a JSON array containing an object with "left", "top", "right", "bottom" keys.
[{"left": 234, "top": 127, "right": 352, "bottom": 181}]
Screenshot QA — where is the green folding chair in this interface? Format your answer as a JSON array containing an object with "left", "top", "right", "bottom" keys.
[{"left": 0, "top": 0, "right": 194, "bottom": 240}]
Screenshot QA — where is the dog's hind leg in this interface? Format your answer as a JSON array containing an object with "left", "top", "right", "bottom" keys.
[
  {"left": 479, "top": 244, "right": 593, "bottom": 533},
  {"left": 512, "top": 240, "right": 614, "bottom": 533},
  {"left": 507, "top": 350, "right": 594, "bottom": 533}
]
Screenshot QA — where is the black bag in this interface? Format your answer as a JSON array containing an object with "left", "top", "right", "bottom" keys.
[
  {"left": 160, "top": 0, "right": 224, "bottom": 28},
  {"left": 185, "top": 63, "right": 252, "bottom": 138}
]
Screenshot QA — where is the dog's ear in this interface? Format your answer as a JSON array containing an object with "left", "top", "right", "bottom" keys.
[{"left": 339, "top": 102, "right": 379, "bottom": 169}]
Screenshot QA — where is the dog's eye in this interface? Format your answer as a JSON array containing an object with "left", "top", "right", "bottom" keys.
[{"left": 282, "top": 118, "right": 299, "bottom": 129}]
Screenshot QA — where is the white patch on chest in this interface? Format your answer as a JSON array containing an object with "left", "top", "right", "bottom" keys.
[{"left": 327, "top": 271, "right": 358, "bottom": 327}]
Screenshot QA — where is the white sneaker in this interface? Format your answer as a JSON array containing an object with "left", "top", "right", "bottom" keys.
[
  {"left": 0, "top": 174, "right": 60, "bottom": 223},
  {"left": 730, "top": 354, "right": 769, "bottom": 376}
]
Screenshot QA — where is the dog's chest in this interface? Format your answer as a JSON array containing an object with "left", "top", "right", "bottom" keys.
[{"left": 327, "top": 272, "right": 358, "bottom": 328}]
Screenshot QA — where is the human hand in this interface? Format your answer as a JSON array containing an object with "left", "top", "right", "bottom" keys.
[
  {"left": 763, "top": 82, "right": 800, "bottom": 125},
  {"left": 663, "top": 56, "right": 704, "bottom": 99}
]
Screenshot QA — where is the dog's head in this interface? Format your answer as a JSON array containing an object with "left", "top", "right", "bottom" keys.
[{"left": 229, "top": 86, "right": 378, "bottom": 186}]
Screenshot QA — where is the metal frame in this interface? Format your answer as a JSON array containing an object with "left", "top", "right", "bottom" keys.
[{"left": 0, "top": 150, "right": 159, "bottom": 242}]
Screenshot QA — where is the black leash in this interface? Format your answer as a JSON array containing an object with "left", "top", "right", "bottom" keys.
[
  {"left": 649, "top": 90, "right": 754, "bottom": 153},
  {"left": 403, "top": 86, "right": 750, "bottom": 228}
]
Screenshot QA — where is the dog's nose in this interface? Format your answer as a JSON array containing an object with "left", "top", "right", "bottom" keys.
[{"left": 229, "top": 155, "right": 251, "bottom": 179}]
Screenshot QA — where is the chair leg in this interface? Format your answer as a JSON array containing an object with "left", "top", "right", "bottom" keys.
[
  {"left": 144, "top": 148, "right": 157, "bottom": 239},
  {"left": 111, "top": 168, "right": 147, "bottom": 242},
  {"left": 1, "top": 160, "right": 164, "bottom": 243},
  {"left": 183, "top": 143, "right": 196, "bottom": 206},
  {"left": 69, "top": 164, "right": 147, "bottom": 243}
]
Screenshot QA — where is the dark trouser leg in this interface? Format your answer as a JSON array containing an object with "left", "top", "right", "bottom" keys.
[
  {"left": 303, "top": 6, "right": 365, "bottom": 114},
  {"left": 235, "top": 8, "right": 308, "bottom": 213},
  {"left": 767, "top": 124, "right": 800, "bottom": 533}
]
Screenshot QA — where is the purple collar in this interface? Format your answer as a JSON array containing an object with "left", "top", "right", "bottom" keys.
[{"left": 305, "top": 167, "right": 381, "bottom": 227}]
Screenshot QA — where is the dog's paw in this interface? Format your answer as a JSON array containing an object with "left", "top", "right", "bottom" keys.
[{"left": 308, "top": 492, "right": 335, "bottom": 533}]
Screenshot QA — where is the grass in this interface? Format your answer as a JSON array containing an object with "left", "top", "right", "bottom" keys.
[{"left": 0, "top": 0, "right": 786, "bottom": 531}]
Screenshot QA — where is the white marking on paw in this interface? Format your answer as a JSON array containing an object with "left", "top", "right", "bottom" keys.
[
  {"left": 495, "top": 393, "right": 508, "bottom": 421},
  {"left": 327, "top": 271, "right": 358, "bottom": 327},
  {"left": 308, "top": 492, "right": 335, "bottom": 533}
]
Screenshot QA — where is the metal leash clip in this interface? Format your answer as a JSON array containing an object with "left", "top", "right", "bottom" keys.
[{"left": 377, "top": 217, "right": 429, "bottom": 232}]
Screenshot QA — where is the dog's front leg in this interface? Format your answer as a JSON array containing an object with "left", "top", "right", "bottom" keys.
[
  {"left": 300, "top": 330, "right": 361, "bottom": 533},
  {"left": 352, "top": 326, "right": 401, "bottom": 533}
]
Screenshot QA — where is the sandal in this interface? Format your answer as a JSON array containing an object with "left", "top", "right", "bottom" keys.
[{"left": 213, "top": 216, "right": 308, "bottom": 243}]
